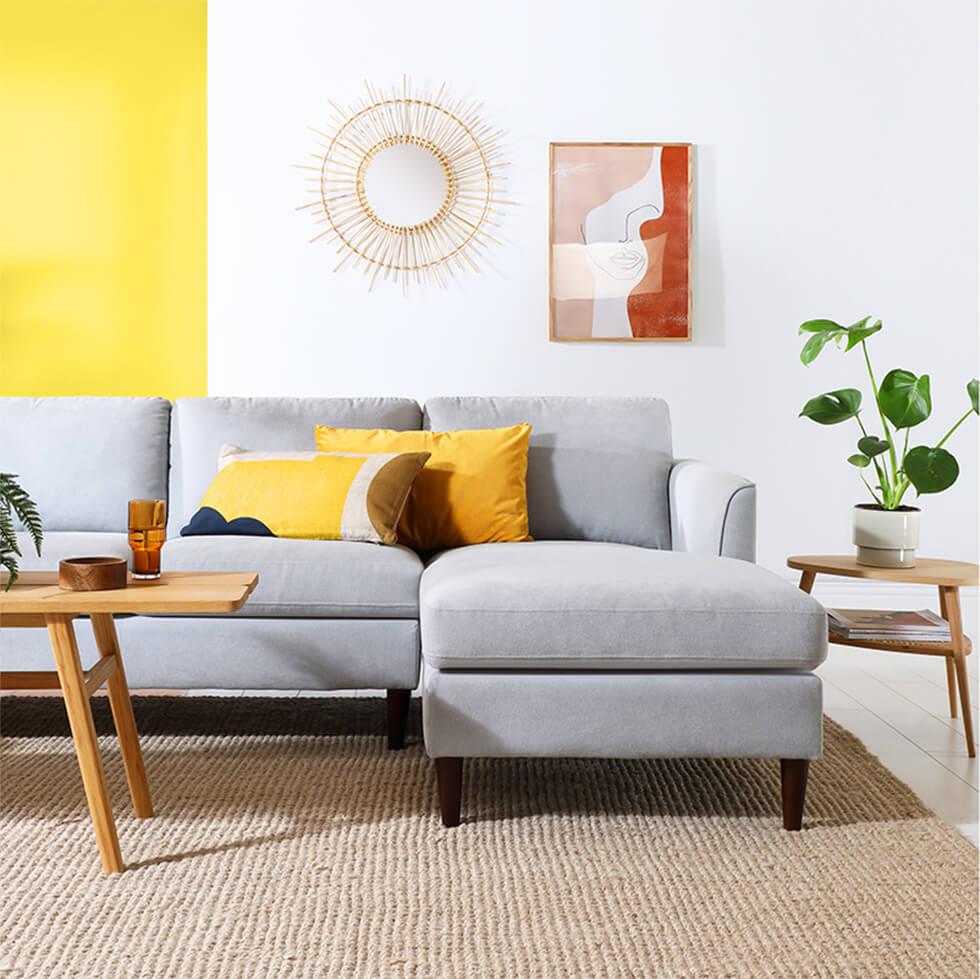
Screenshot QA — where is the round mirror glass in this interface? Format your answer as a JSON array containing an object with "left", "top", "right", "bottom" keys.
[{"left": 362, "top": 143, "right": 448, "bottom": 227}]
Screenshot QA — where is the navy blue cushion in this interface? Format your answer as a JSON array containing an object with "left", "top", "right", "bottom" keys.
[{"left": 180, "top": 506, "right": 274, "bottom": 538}]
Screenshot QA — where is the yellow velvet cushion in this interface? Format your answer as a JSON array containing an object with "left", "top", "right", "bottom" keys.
[
  {"left": 314, "top": 424, "right": 532, "bottom": 551},
  {"left": 180, "top": 445, "right": 430, "bottom": 545}
]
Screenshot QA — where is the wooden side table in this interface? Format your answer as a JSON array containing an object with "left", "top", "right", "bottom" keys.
[
  {"left": 0, "top": 571, "right": 257, "bottom": 873},
  {"left": 787, "top": 556, "right": 979, "bottom": 758}
]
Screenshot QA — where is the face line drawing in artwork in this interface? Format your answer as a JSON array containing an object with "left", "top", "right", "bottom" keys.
[{"left": 579, "top": 203, "right": 662, "bottom": 278}]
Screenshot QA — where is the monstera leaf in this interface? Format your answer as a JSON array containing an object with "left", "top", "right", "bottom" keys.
[
  {"left": 969, "top": 378, "right": 979, "bottom": 414},
  {"left": 841, "top": 317, "right": 883, "bottom": 351},
  {"left": 905, "top": 446, "right": 959, "bottom": 494},
  {"left": 799, "top": 388, "right": 862, "bottom": 425},
  {"left": 857, "top": 436, "right": 889, "bottom": 458},
  {"left": 798, "top": 317, "right": 881, "bottom": 365},
  {"left": 878, "top": 369, "right": 931, "bottom": 428},
  {"left": 799, "top": 319, "right": 843, "bottom": 333}
]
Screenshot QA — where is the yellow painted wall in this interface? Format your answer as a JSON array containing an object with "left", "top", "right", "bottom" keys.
[{"left": 0, "top": 0, "right": 206, "bottom": 398}]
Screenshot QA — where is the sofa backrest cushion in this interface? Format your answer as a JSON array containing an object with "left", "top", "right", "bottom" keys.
[
  {"left": 423, "top": 397, "right": 673, "bottom": 548},
  {"left": 0, "top": 397, "right": 171, "bottom": 532},
  {"left": 169, "top": 397, "right": 422, "bottom": 535}
]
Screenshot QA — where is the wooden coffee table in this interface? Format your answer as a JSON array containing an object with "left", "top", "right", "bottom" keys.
[
  {"left": 0, "top": 571, "right": 257, "bottom": 873},
  {"left": 788, "top": 555, "right": 978, "bottom": 758}
]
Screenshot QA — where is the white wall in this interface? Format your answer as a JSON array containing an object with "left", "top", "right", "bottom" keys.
[{"left": 209, "top": 0, "right": 979, "bottom": 575}]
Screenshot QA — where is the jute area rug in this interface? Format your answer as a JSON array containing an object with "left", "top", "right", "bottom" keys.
[{"left": 0, "top": 696, "right": 976, "bottom": 979}]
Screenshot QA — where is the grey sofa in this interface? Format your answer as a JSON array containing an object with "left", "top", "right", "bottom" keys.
[{"left": 1, "top": 395, "right": 827, "bottom": 827}]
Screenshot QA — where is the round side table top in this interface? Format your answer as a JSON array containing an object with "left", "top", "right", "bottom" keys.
[{"left": 787, "top": 555, "right": 979, "bottom": 587}]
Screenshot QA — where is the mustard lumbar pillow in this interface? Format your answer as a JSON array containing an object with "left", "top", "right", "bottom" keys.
[
  {"left": 180, "top": 445, "right": 430, "bottom": 545},
  {"left": 313, "top": 424, "right": 532, "bottom": 552}
]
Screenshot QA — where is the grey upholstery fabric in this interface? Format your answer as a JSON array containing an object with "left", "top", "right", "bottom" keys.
[
  {"left": 422, "top": 668, "right": 823, "bottom": 759},
  {"left": 14, "top": 531, "right": 423, "bottom": 619},
  {"left": 722, "top": 483, "right": 757, "bottom": 561},
  {"left": 0, "top": 397, "right": 170, "bottom": 532},
  {"left": 161, "top": 537, "right": 423, "bottom": 617},
  {"left": 669, "top": 460, "right": 757, "bottom": 561},
  {"left": 14, "top": 531, "right": 131, "bottom": 570},
  {"left": 421, "top": 542, "right": 827, "bottom": 670},
  {"left": 169, "top": 397, "right": 422, "bottom": 533},
  {"left": 423, "top": 397, "right": 673, "bottom": 548},
  {"left": 2, "top": 616, "right": 420, "bottom": 690}
]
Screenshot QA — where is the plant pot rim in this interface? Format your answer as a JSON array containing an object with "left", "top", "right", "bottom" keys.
[{"left": 854, "top": 503, "right": 921, "bottom": 513}]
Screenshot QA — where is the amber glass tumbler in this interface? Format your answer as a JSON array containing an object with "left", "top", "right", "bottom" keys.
[{"left": 128, "top": 499, "right": 166, "bottom": 579}]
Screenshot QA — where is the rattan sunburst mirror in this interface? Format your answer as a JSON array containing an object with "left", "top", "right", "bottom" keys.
[{"left": 298, "top": 78, "right": 511, "bottom": 291}]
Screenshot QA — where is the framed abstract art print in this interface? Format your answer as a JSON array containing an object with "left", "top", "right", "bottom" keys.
[{"left": 549, "top": 142, "right": 692, "bottom": 341}]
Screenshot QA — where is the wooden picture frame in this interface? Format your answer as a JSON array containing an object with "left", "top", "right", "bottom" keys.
[{"left": 548, "top": 142, "right": 692, "bottom": 342}]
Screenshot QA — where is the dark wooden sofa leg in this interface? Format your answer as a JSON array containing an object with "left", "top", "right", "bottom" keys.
[
  {"left": 435, "top": 757, "right": 463, "bottom": 827},
  {"left": 386, "top": 689, "right": 411, "bottom": 750},
  {"left": 780, "top": 759, "right": 809, "bottom": 831}
]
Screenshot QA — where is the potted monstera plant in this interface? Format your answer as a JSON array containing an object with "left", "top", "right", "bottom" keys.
[{"left": 798, "top": 317, "right": 978, "bottom": 568}]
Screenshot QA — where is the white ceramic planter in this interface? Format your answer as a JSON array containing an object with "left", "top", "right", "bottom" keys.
[{"left": 852, "top": 505, "right": 921, "bottom": 568}]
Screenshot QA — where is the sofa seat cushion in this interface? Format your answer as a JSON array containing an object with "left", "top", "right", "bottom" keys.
[
  {"left": 420, "top": 542, "right": 827, "bottom": 670},
  {"left": 14, "top": 531, "right": 132, "bottom": 571},
  {"left": 161, "top": 536, "right": 423, "bottom": 618}
]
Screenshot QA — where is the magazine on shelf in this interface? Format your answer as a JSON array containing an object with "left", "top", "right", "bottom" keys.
[{"left": 827, "top": 608, "right": 951, "bottom": 642}]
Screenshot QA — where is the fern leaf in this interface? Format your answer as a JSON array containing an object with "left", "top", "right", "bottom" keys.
[
  {"left": 0, "top": 541, "right": 19, "bottom": 591},
  {"left": 0, "top": 473, "right": 42, "bottom": 556},
  {"left": 0, "top": 501, "right": 21, "bottom": 558}
]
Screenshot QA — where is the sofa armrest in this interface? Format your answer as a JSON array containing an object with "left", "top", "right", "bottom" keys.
[{"left": 668, "top": 460, "right": 756, "bottom": 561}]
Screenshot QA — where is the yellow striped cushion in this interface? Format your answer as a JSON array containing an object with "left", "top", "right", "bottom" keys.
[{"left": 179, "top": 445, "right": 430, "bottom": 545}]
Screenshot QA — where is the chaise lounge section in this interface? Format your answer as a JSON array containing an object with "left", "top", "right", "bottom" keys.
[{"left": 418, "top": 397, "right": 827, "bottom": 829}]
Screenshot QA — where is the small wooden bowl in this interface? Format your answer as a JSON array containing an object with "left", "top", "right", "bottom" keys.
[{"left": 59, "top": 557, "right": 128, "bottom": 592}]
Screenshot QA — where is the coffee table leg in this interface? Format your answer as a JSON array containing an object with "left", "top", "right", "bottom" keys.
[
  {"left": 940, "top": 586, "right": 975, "bottom": 759},
  {"left": 90, "top": 613, "right": 154, "bottom": 818},
  {"left": 798, "top": 570, "right": 816, "bottom": 594},
  {"left": 46, "top": 614, "right": 124, "bottom": 874}
]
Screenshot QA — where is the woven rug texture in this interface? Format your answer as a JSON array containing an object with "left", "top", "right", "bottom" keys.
[{"left": 0, "top": 696, "right": 976, "bottom": 979}]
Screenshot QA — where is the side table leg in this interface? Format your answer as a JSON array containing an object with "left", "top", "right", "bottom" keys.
[
  {"left": 47, "top": 614, "right": 124, "bottom": 874},
  {"left": 941, "top": 586, "right": 975, "bottom": 759},
  {"left": 90, "top": 613, "right": 154, "bottom": 818},
  {"left": 944, "top": 659, "right": 958, "bottom": 719},
  {"left": 798, "top": 570, "right": 816, "bottom": 594},
  {"left": 939, "top": 589, "right": 958, "bottom": 719}
]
